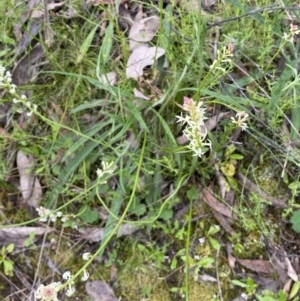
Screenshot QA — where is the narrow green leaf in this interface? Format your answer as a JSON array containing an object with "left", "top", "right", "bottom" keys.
[
  {"left": 208, "top": 237, "right": 220, "bottom": 250},
  {"left": 4, "top": 260, "right": 13, "bottom": 275},
  {"left": 269, "top": 61, "right": 294, "bottom": 113},
  {"left": 100, "top": 22, "right": 114, "bottom": 66},
  {"left": 229, "top": 154, "right": 244, "bottom": 160},
  {"left": 6, "top": 243, "right": 14, "bottom": 253},
  {"left": 76, "top": 23, "right": 99, "bottom": 64},
  {"left": 59, "top": 140, "right": 98, "bottom": 183},
  {"left": 70, "top": 99, "right": 107, "bottom": 113},
  {"left": 290, "top": 281, "right": 300, "bottom": 299},
  {"left": 231, "top": 280, "right": 247, "bottom": 288}
]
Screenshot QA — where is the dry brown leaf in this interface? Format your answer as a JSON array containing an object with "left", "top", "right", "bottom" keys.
[
  {"left": 81, "top": 222, "right": 141, "bottom": 242},
  {"left": 134, "top": 88, "right": 150, "bottom": 100},
  {"left": 270, "top": 251, "right": 298, "bottom": 283},
  {"left": 214, "top": 163, "right": 227, "bottom": 199},
  {"left": 126, "top": 45, "right": 165, "bottom": 79},
  {"left": 0, "top": 128, "right": 10, "bottom": 138},
  {"left": 226, "top": 243, "right": 236, "bottom": 271},
  {"left": 13, "top": 0, "right": 41, "bottom": 41},
  {"left": 0, "top": 227, "right": 52, "bottom": 246},
  {"left": 100, "top": 71, "right": 118, "bottom": 86},
  {"left": 15, "top": 20, "right": 41, "bottom": 57},
  {"left": 110, "top": 264, "right": 118, "bottom": 284},
  {"left": 87, "top": 0, "right": 128, "bottom": 5},
  {"left": 237, "top": 172, "right": 287, "bottom": 208},
  {"left": 285, "top": 256, "right": 298, "bottom": 282},
  {"left": 129, "top": 16, "right": 160, "bottom": 50},
  {"left": 236, "top": 259, "right": 275, "bottom": 274},
  {"left": 30, "top": 2, "right": 66, "bottom": 18},
  {"left": 202, "top": 0, "right": 217, "bottom": 7},
  {"left": 16, "top": 150, "right": 42, "bottom": 208},
  {"left": 12, "top": 43, "right": 45, "bottom": 85},
  {"left": 212, "top": 209, "right": 236, "bottom": 236},
  {"left": 200, "top": 187, "right": 237, "bottom": 220},
  {"left": 236, "top": 273, "right": 281, "bottom": 293},
  {"left": 196, "top": 274, "right": 217, "bottom": 282},
  {"left": 85, "top": 280, "right": 118, "bottom": 301}
]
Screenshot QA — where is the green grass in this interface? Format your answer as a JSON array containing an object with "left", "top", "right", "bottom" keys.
[{"left": 1, "top": 0, "right": 300, "bottom": 300}]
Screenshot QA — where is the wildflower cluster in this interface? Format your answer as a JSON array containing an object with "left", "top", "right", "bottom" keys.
[
  {"left": 35, "top": 253, "right": 91, "bottom": 300},
  {"left": 96, "top": 160, "right": 115, "bottom": 181},
  {"left": 283, "top": 24, "right": 300, "bottom": 43},
  {"left": 231, "top": 111, "right": 249, "bottom": 131},
  {"left": 209, "top": 44, "right": 234, "bottom": 72},
  {"left": 36, "top": 207, "right": 64, "bottom": 223},
  {"left": 176, "top": 96, "right": 211, "bottom": 157},
  {"left": 35, "top": 282, "right": 61, "bottom": 301},
  {"left": 0, "top": 65, "right": 38, "bottom": 116}
]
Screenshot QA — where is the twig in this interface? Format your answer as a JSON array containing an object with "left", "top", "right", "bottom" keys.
[
  {"left": 43, "top": 0, "right": 54, "bottom": 46},
  {"left": 207, "top": 5, "right": 300, "bottom": 30},
  {"left": 215, "top": 246, "right": 224, "bottom": 301}
]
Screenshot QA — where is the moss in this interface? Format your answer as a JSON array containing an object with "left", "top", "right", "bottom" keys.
[
  {"left": 188, "top": 278, "right": 217, "bottom": 300},
  {"left": 118, "top": 262, "right": 171, "bottom": 301}
]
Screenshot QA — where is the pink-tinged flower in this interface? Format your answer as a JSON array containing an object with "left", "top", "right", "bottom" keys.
[
  {"left": 36, "top": 206, "right": 51, "bottom": 222},
  {"left": 183, "top": 96, "right": 195, "bottom": 111},
  {"left": 35, "top": 282, "right": 61, "bottom": 301}
]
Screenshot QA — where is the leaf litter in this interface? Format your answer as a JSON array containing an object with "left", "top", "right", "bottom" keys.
[{"left": 1, "top": 0, "right": 300, "bottom": 300}]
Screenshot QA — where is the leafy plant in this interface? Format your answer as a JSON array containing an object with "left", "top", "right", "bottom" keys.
[
  {"left": 290, "top": 210, "right": 300, "bottom": 233},
  {"left": 0, "top": 243, "right": 14, "bottom": 276}
]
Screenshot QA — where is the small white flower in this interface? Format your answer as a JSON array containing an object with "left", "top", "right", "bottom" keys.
[
  {"left": 26, "top": 111, "right": 33, "bottom": 117},
  {"left": 0, "top": 66, "right": 6, "bottom": 76},
  {"left": 21, "top": 94, "right": 27, "bottom": 100},
  {"left": 61, "top": 216, "right": 68, "bottom": 222},
  {"left": 82, "top": 252, "right": 91, "bottom": 261},
  {"left": 198, "top": 237, "right": 206, "bottom": 244},
  {"left": 194, "top": 255, "right": 200, "bottom": 260},
  {"left": 62, "top": 271, "right": 72, "bottom": 280},
  {"left": 81, "top": 269, "right": 89, "bottom": 281},
  {"left": 241, "top": 292, "right": 248, "bottom": 300},
  {"left": 96, "top": 161, "right": 115, "bottom": 179},
  {"left": 12, "top": 98, "right": 19, "bottom": 103},
  {"left": 66, "top": 285, "right": 75, "bottom": 297},
  {"left": 231, "top": 111, "right": 249, "bottom": 131},
  {"left": 9, "top": 84, "right": 16, "bottom": 94},
  {"left": 36, "top": 206, "right": 51, "bottom": 222},
  {"left": 72, "top": 223, "right": 78, "bottom": 230},
  {"left": 96, "top": 168, "right": 104, "bottom": 178},
  {"left": 101, "top": 161, "right": 115, "bottom": 174},
  {"left": 50, "top": 214, "right": 57, "bottom": 222},
  {"left": 56, "top": 211, "right": 63, "bottom": 217},
  {"left": 50, "top": 238, "right": 57, "bottom": 244}
]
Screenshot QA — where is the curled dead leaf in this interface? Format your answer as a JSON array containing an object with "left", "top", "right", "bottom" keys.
[
  {"left": 0, "top": 227, "right": 52, "bottom": 247},
  {"left": 126, "top": 45, "right": 165, "bottom": 79},
  {"left": 16, "top": 150, "right": 42, "bottom": 208},
  {"left": 85, "top": 280, "right": 118, "bottom": 301}
]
